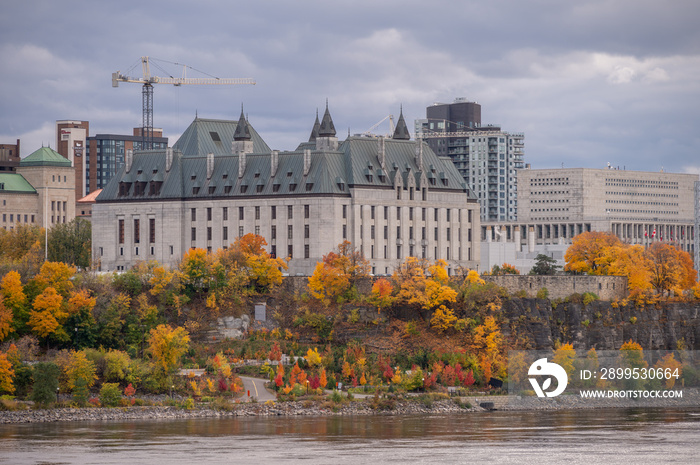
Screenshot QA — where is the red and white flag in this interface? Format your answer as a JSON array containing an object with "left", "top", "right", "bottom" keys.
[{"left": 652, "top": 228, "right": 656, "bottom": 238}]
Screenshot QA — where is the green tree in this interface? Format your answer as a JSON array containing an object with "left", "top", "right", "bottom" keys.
[
  {"left": 529, "top": 254, "right": 561, "bottom": 275},
  {"left": 30, "top": 362, "right": 60, "bottom": 406},
  {"left": 47, "top": 218, "right": 92, "bottom": 269}
]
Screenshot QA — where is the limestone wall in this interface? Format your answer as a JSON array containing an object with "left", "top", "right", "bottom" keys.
[{"left": 482, "top": 275, "right": 627, "bottom": 300}]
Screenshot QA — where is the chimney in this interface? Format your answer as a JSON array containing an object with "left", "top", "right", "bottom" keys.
[
  {"left": 415, "top": 138, "right": 424, "bottom": 170},
  {"left": 378, "top": 137, "right": 386, "bottom": 170},
  {"left": 125, "top": 149, "right": 133, "bottom": 173},
  {"left": 165, "top": 147, "right": 173, "bottom": 172},
  {"left": 238, "top": 152, "right": 246, "bottom": 178},
  {"left": 271, "top": 150, "right": 279, "bottom": 177},
  {"left": 207, "top": 152, "right": 214, "bottom": 180},
  {"left": 303, "top": 149, "right": 311, "bottom": 176}
]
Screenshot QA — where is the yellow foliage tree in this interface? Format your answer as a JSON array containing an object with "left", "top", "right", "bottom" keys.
[
  {"left": 430, "top": 305, "right": 458, "bottom": 332},
  {"left": 308, "top": 241, "right": 369, "bottom": 306},
  {"left": 464, "top": 270, "right": 485, "bottom": 286},
  {"left": 306, "top": 347, "right": 322, "bottom": 367},
  {"left": 552, "top": 342, "right": 577, "bottom": 380},
  {"left": 62, "top": 350, "right": 98, "bottom": 391},
  {"left": 66, "top": 289, "right": 96, "bottom": 317},
  {"left": 147, "top": 324, "right": 191, "bottom": 374},
  {"left": 1, "top": 270, "right": 26, "bottom": 312},
  {"left": 28, "top": 286, "right": 66, "bottom": 340},
  {"left": 0, "top": 298, "right": 13, "bottom": 342},
  {"left": 0, "top": 352, "right": 14, "bottom": 394},
  {"left": 471, "top": 315, "right": 505, "bottom": 380},
  {"left": 655, "top": 353, "right": 682, "bottom": 389},
  {"left": 33, "top": 261, "right": 76, "bottom": 297}
]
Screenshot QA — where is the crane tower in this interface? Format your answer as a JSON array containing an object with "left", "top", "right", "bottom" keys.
[{"left": 112, "top": 56, "right": 255, "bottom": 149}]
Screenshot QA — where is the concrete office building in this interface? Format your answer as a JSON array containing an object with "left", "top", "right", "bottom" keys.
[
  {"left": 93, "top": 106, "right": 481, "bottom": 275},
  {"left": 481, "top": 167, "right": 697, "bottom": 273}
]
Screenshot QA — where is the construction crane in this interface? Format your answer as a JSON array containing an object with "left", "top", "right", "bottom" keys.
[
  {"left": 362, "top": 115, "right": 395, "bottom": 137},
  {"left": 112, "top": 56, "right": 256, "bottom": 149}
]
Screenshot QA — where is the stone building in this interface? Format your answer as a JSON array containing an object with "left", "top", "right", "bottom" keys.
[
  {"left": 92, "top": 106, "right": 481, "bottom": 275},
  {"left": 0, "top": 146, "right": 76, "bottom": 230}
]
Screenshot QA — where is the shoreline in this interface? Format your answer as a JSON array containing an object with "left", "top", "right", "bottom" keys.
[{"left": 2, "top": 391, "right": 700, "bottom": 424}]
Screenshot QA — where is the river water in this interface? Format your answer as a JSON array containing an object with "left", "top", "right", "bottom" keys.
[{"left": 1, "top": 408, "right": 699, "bottom": 464}]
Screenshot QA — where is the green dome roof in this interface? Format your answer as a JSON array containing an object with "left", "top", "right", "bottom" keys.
[{"left": 20, "top": 147, "right": 72, "bottom": 167}]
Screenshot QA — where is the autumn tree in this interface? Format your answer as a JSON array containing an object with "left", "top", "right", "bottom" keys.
[
  {"left": 0, "top": 351, "right": 14, "bottom": 394},
  {"left": 0, "top": 224, "right": 44, "bottom": 263},
  {"left": 1, "top": 270, "right": 28, "bottom": 333},
  {"left": 147, "top": 324, "right": 190, "bottom": 374},
  {"left": 393, "top": 258, "right": 457, "bottom": 323},
  {"left": 600, "top": 244, "right": 652, "bottom": 293},
  {"left": 471, "top": 315, "right": 505, "bottom": 382},
  {"left": 61, "top": 350, "right": 98, "bottom": 391},
  {"left": 227, "top": 233, "right": 288, "bottom": 293},
  {"left": 490, "top": 263, "right": 520, "bottom": 275},
  {"left": 32, "top": 261, "right": 76, "bottom": 298},
  {"left": 28, "top": 286, "right": 67, "bottom": 342},
  {"left": 645, "top": 242, "right": 693, "bottom": 294},
  {"left": 0, "top": 298, "right": 12, "bottom": 342},
  {"left": 564, "top": 231, "right": 622, "bottom": 275},
  {"left": 65, "top": 289, "right": 97, "bottom": 349},
  {"left": 368, "top": 278, "right": 394, "bottom": 314},
  {"left": 308, "top": 241, "right": 369, "bottom": 306}
]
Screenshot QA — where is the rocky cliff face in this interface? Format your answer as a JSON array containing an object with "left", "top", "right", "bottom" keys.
[{"left": 502, "top": 298, "right": 700, "bottom": 351}]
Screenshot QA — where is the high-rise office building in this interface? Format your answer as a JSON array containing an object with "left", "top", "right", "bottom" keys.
[{"left": 418, "top": 98, "right": 524, "bottom": 222}]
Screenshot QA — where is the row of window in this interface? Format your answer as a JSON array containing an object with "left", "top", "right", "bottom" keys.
[
  {"left": 2, "top": 213, "right": 36, "bottom": 223},
  {"left": 118, "top": 218, "right": 156, "bottom": 244}
]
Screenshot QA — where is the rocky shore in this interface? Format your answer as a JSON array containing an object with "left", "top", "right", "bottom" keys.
[{"left": 2, "top": 389, "right": 699, "bottom": 424}]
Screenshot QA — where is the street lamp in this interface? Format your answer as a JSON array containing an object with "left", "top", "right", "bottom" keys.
[{"left": 56, "top": 387, "right": 60, "bottom": 404}]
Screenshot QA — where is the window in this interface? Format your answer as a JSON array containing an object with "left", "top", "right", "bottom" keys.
[
  {"left": 371, "top": 225, "right": 375, "bottom": 239},
  {"left": 397, "top": 207, "right": 401, "bottom": 220},
  {"left": 304, "top": 244, "right": 310, "bottom": 259},
  {"left": 255, "top": 206, "right": 260, "bottom": 220},
  {"left": 409, "top": 227, "right": 414, "bottom": 240},
  {"left": 343, "top": 224, "right": 347, "bottom": 239},
  {"left": 288, "top": 225, "right": 293, "bottom": 239},
  {"left": 384, "top": 206, "right": 388, "bottom": 219},
  {"left": 446, "top": 209, "right": 451, "bottom": 222},
  {"left": 304, "top": 224, "right": 309, "bottom": 239},
  {"left": 223, "top": 226, "right": 228, "bottom": 241},
  {"left": 271, "top": 206, "right": 276, "bottom": 219},
  {"left": 396, "top": 226, "right": 401, "bottom": 239},
  {"left": 191, "top": 227, "right": 197, "bottom": 241},
  {"left": 255, "top": 225, "right": 260, "bottom": 235},
  {"left": 342, "top": 205, "right": 347, "bottom": 219},
  {"left": 287, "top": 205, "right": 293, "bottom": 219},
  {"left": 434, "top": 228, "right": 438, "bottom": 240},
  {"left": 223, "top": 207, "right": 228, "bottom": 221},
  {"left": 271, "top": 245, "right": 277, "bottom": 258},
  {"left": 288, "top": 244, "right": 293, "bottom": 258},
  {"left": 271, "top": 225, "right": 277, "bottom": 239},
  {"left": 239, "top": 207, "right": 244, "bottom": 220},
  {"left": 384, "top": 225, "right": 388, "bottom": 239},
  {"left": 149, "top": 218, "right": 155, "bottom": 243},
  {"left": 239, "top": 226, "right": 244, "bottom": 237},
  {"left": 434, "top": 209, "right": 438, "bottom": 221},
  {"left": 447, "top": 228, "right": 451, "bottom": 241},
  {"left": 207, "top": 227, "right": 212, "bottom": 241},
  {"left": 118, "top": 219, "right": 124, "bottom": 244},
  {"left": 409, "top": 208, "right": 413, "bottom": 221},
  {"left": 191, "top": 208, "right": 196, "bottom": 221},
  {"left": 371, "top": 206, "right": 375, "bottom": 219},
  {"left": 422, "top": 227, "right": 426, "bottom": 240},
  {"left": 304, "top": 204, "right": 310, "bottom": 219},
  {"left": 207, "top": 208, "right": 212, "bottom": 221}
]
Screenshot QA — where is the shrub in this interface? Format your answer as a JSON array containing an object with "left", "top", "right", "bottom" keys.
[
  {"left": 629, "top": 316, "right": 638, "bottom": 324},
  {"left": 99, "top": 383, "right": 122, "bottom": 407},
  {"left": 582, "top": 319, "right": 591, "bottom": 327},
  {"left": 582, "top": 292, "right": 599, "bottom": 306},
  {"left": 536, "top": 288, "right": 549, "bottom": 299}
]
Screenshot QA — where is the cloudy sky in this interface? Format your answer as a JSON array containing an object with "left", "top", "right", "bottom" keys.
[{"left": 2, "top": 0, "right": 699, "bottom": 174}]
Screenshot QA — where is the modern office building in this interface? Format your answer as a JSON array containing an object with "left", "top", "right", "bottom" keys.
[
  {"left": 56, "top": 120, "right": 167, "bottom": 200},
  {"left": 481, "top": 167, "right": 697, "bottom": 273},
  {"left": 87, "top": 130, "right": 167, "bottom": 193},
  {"left": 417, "top": 98, "right": 524, "bottom": 222},
  {"left": 92, "top": 106, "right": 481, "bottom": 275},
  {"left": 0, "top": 146, "right": 76, "bottom": 230}
]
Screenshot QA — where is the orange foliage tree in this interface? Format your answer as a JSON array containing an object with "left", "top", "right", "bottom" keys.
[
  {"left": 564, "top": 231, "right": 622, "bottom": 275},
  {"left": 0, "top": 351, "right": 14, "bottom": 394},
  {"left": 28, "top": 286, "right": 67, "bottom": 341},
  {"left": 308, "top": 241, "right": 369, "bottom": 306},
  {"left": 147, "top": 324, "right": 191, "bottom": 374}
]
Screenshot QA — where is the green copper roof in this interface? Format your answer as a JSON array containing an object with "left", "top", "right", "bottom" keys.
[
  {"left": 20, "top": 146, "right": 72, "bottom": 167},
  {"left": 0, "top": 173, "right": 37, "bottom": 194}
]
